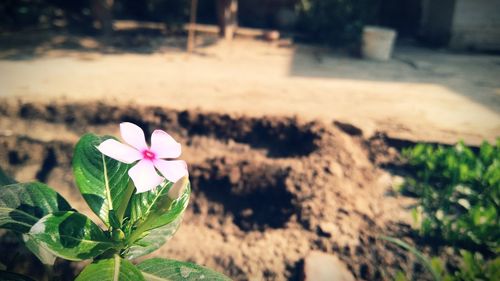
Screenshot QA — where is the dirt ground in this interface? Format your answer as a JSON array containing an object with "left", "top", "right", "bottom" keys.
[
  {"left": 0, "top": 33, "right": 498, "bottom": 280},
  {"left": 0, "top": 100, "right": 448, "bottom": 281},
  {"left": 0, "top": 34, "right": 499, "bottom": 145}
]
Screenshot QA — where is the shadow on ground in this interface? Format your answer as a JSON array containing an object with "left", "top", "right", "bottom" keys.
[
  {"left": 0, "top": 25, "right": 219, "bottom": 60},
  {"left": 289, "top": 44, "right": 500, "bottom": 115}
]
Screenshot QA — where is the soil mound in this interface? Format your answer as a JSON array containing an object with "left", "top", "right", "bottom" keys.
[{"left": 0, "top": 99, "right": 426, "bottom": 280}]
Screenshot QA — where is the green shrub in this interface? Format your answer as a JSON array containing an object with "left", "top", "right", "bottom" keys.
[
  {"left": 295, "top": 0, "right": 381, "bottom": 47},
  {"left": 402, "top": 140, "right": 500, "bottom": 255}
]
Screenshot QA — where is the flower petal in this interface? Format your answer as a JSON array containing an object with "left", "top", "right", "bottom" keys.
[
  {"left": 128, "top": 160, "right": 164, "bottom": 193},
  {"left": 120, "top": 122, "right": 148, "bottom": 151},
  {"left": 154, "top": 159, "right": 188, "bottom": 182},
  {"left": 96, "top": 139, "right": 142, "bottom": 164},
  {"left": 150, "top": 130, "right": 181, "bottom": 159}
]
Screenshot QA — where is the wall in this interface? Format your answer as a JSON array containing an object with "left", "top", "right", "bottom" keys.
[
  {"left": 450, "top": 0, "right": 500, "bottom": 51},
  {"left": 420, "top": 0, "right": 500, "bottom": 51},
  {"left": 419, "top": 0, "right": 455, "bottom": 46}
]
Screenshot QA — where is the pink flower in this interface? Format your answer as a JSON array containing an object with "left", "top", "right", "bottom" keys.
[{"left": 97, "top": 122, "right": 188, "bottom": 193}]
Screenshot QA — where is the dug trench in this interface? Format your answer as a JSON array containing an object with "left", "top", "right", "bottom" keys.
[{"left": 0, "top": 100, "right": 440, "bottom": 280}]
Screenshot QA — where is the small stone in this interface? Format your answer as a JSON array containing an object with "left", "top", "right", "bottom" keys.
[
  {"left": 79, "top": 38, "right": 99, "bottom": 49},
  {"left": 318, "top": 222, "right": 338, "bottom": 237},
  {"left": 240, "top": 208, "right": 253, "bottom": 217},
  {"left": 264, "top": 30, "right": 280, "bottom": 41},
  {"left": 228, "top": 167, "right": 241, "bottom": 184},
  {"left": 376, "top": 173, "right": 392, "bottom": 189},
  {"left": 303, "top": 251, "right": 355, "bottom": 281},
  {"left": 377, "top": 173, "right": 405, "bottom": 192},
  {"left": 325, "top": 162, "right": 343, "bottom": 178},
  {"left": 391, "top": 175, "right": 405, "bottom": 192},
  {"left": 333, "top": 121, "right": 363, "bottom": 136}
]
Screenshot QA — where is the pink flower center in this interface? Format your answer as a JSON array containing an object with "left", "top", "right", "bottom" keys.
[{"left": 142, "top": 150, "right": 156, "bottom": 161}]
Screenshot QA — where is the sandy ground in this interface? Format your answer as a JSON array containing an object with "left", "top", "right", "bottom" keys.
[
  {"left": 0, "top": 37, "right": 499, "bottom": 145},
  {"left": 0, "top": 35, "right": 497, "bottom": 280}
]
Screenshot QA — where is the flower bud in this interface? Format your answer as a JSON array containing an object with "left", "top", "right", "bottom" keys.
[
  {"left": 112, "top": 229, "right": 125, "bottom": 241},
  {"left": 152, "top": 176, "right": 190, "bottom": 215},
  {"left": 168, "top": 176, "right": 189, "bottom": 200}
]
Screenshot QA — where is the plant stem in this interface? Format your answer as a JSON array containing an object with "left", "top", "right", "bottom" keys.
[
  {"left": 116, "top": 181, "right": 135, "bottom": 222},
  {"left": 125, "top": 196, "right": 176, "bottom": 246},
  {"left": 44, "top": 264, "right": 54, "bottom": 281},
  {"left": 125, "top": 213, "right": 158, "bottom": 246}
]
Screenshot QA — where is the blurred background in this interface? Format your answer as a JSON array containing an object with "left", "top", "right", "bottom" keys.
[{"left": 0, "top": 0, "right": 499, "bottom": 280}]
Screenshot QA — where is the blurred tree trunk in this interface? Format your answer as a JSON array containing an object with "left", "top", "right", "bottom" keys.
[
  {"left": 216, "top": 0, "right": 238, "bottom": 40},
  {"left": 91, "top": 0, "right": 114, "bottom": 36}
]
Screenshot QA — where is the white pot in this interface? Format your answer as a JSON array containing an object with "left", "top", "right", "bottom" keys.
[{"left": 361, "top": 26, "right": 397, "bottom": 61}]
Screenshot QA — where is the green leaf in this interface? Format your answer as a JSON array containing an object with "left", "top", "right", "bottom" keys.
[
  {"left": 480, "top": 141, "right": 494, "bottom": 163},
  {"left": 380, "top": 236, "right": 442, "bottom": 281},
  {"left": 125, "top": 216, "right": 183, "bottom": 260},
  {"left": 0, "top": 180, "right": 66, "bottom": 266},
  {"left": 460, "top": 250, "right": 478, "bottom": 274},
  {"left": 0, "top": 271, "right": 36, "bottom": 281},
  {"left": 73, "top": 134, "right": 132, "bottom": 226},
  {"left": 29, "top": 211, "right": 114, "bottom": 261},
  {"left": 76, "top": 255, "right": 145, "bottom": 281},
  {"left": 22, "top": 234, "right": 56, "bottom": 265},
  {"left": 484, "top": 257, "right": 500, "bottom": 279},
  {"left": 138, "top": 258, "right": 231, "bottom": 281},
  {"left": 394, "top": 271, "right": 409, "bottom": 281},
  {"left": 430, "top": 257, "right": 444, "bottom": 276},
  {"left": 128, "top": 181, "right": 172, "bottom": 224},
  {"left": 108, "top": 210, "right": 121, "bottom": 229},
  {"left": 124, "top": 180, "right": 190, "bottom": 259},
  {"left": 0, "top": 166, "right": 15, "bottom": 186},
  {"left": 0, "top": 182, "right": 71, "bottom": 233},
  {"left": 403, "top": 140, "right": 500, "bottom": 253},
  {"left": 128, "top": 180, "right": 190, "bottom": 230}
]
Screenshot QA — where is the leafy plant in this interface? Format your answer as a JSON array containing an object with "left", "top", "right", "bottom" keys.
[
  {"left": 382, "top": 236, "right": 499, "bottom": 281},
  {"left": 395, "top": 140, "right": 499, "bottom": 280},
  {"left": 402, "top": 140, "right": 500, "bottom": 254},
  {"left": 0, "top": 123, "right": 230, "bottom": 280}
]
